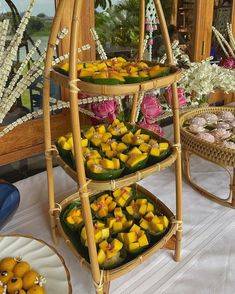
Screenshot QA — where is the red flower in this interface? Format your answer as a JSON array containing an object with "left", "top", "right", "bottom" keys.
[
  {"left": 138, "top": 120, "right": 164, "bottom": 137},
  {"left": 219, "top": 57, "right": 235, "bottom": 69},
  {"left": 165, "top": 87, "right": 187, "bottom": 108},
  {"left": 141, "top": 95, "right": 162, "bottom": 124},
  {"left": 91, "top": 99, "right": 118, "bottom": 124}
]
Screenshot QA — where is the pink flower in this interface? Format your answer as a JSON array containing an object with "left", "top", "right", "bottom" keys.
[
  {"left": 91, "top": 99, "right": 118, "bottom": 124},
  {"left": 138, "top": 120, "right": 164, "bottom": 137},
  {"left": 219, "top": 57, "right": 235, "bottom": 69},
  {"left": 165, "top": 87, "right": 187, "bottom": 108},
  {"left": 141, "top": 95, "right": 162, "bottom": 124}
]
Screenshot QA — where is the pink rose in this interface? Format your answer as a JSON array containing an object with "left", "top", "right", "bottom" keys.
[
  {"left": 91, "top": 99, "right": 118, "bottom": 124},
  {"left": 219, "top": 57, "right": 235, "bottom": 69},
  {"left": 138, "top": 120, "right": 164, "bottom": 137},
  {"left": 141, "top": 95, "right": 162, "bottom": 124},
  {"left": 165, "top": 87, "right": 187, "bottom": 108}
]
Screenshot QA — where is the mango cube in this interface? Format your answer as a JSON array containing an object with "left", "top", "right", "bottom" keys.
[
  {"left": 122, "top": 132, "right": 134, "bottom": 144},
  {"left": 124, "top": 232, "right": 138, "bottom": 244},
  {"left": 113, "top": 222, "right": 123, "bottom": 232},
  {"left": 159, "top": 216, "right": 169, "bottom": 229},
  {"left": 150, "top": 147, "right": 160, "bottom": 157},
  {"left": 128, "top": 242, "right": 140, "bottom": 252},
  {"left": 97, "top": 249, "right": 106, "bottom": 265},
  {"left": 57, "top": 136, "right": 67, "bottom": 146},
  {"left": 100, "top": 159, "right": 114, "bottom": 170},
  {"left": 159, "top": 142, "right": 169, "bottom": 151},
  {"left": 118, "top": 153, "right": 128, "bottom": 163},
  {"left": 139, "top": 143, "right": 150, "bottom": 153},
  {"left": 138, "top": 234, "right": 149, "bottom": 247},
  {"left": 112, "top": 158, "right": 120, "bottom": 169},
  {"left": 138, "top": 204, "right": 147, "bottom": 215}
]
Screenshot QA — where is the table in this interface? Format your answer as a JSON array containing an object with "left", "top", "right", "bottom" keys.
[{"left": 1, "top": 125, "right": 235, "bottom": 293}]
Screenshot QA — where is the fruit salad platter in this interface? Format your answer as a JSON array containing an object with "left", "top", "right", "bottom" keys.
[
  {"left": 54, "top": 57, "right": 171, "bottom": 85},
  {"left": 55, "top": 120, "right": 172, "bottom": 184},
  {"left": 59, "top": 185, "right": 173, "bottom": 270}
]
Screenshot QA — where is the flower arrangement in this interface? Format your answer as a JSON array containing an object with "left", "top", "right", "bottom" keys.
[{"left": 0, "top": 0, "right": 94, "bottom": 138}]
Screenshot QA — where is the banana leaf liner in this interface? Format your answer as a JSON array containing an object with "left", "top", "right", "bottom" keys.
[
  {"left": 85, "top": 163, "right": 125, "bottom": 181},
  {"left": 99, "top": 239, "right": 127, "bottom": 270},
  {"left": 125, "top": 192, "right": 157, "bottom": 220},
  {"left": 146, "top": 226, "right": 169, "bottom": 242},
  {"left": 55, "top": 142, "right": 73, "bottom": 168},
  {"left": 54, "top": 65, "right": 69, "bottom": 76},
  {"left": 61, "top": 201, "right": 84, "bottom": 231},
  {"left": 124, "top": 156, "right": 149, "bottom": 175},
  {"left": 117, "top": 230, "right": 151, "bottom": 256},
  {"left": 112, "top": 187, "right": 134, "bottom": 208},
  {"left": 89, "top": 191, "right": 116, "bottom": 220},
  {"left": 92, "top": 78, "right": 125, "bottom": 85},
  {"left": 150, "top": 67, "right": 171, "bottom": 78},
  {"left": 79, "top": 76, "right": 92, "bottom": 83},
  {"left": 148, "top": 148, "right": 172, "bottom": 165},
  {"left": 79, "top": 220, "right": 110, "bottom": 248},
  {"left": 108, "top": 211, "right": 134, "bottom": 236},
  {"left": 124, "top": 76, "right": 149, "bottom": 84}
]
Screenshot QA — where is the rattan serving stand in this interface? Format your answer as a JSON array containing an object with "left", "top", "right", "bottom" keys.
[
  {"left": 43, "top": 1, "right": 183, "bottom": 293},
  {"left": 180, "top": 107, "right": 235, "bottom": 208}
]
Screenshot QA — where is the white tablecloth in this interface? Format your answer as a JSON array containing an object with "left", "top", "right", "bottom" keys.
[{"left": 2, "top": 128, "right": 235, "bottom": 294}]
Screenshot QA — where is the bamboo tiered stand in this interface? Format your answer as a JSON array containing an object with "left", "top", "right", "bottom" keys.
[{"left": 43, "top": 1, "right": 183, "bottom": 293}]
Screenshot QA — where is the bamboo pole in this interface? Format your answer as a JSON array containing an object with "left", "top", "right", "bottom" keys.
[
  {"left": 170, "top": 0, "right": 178, "bottom": 26},
  {"left": 154, "top": 0, "right": 182, "bottom": 261},
  {"left": 68, "top": 1, "right": 102, "bottom": 292},
  {"left": 154, "top": 0, "right": 173, "bottom": 65},
  {"left": 130, "top": 0, "right": 145, "bottom": 124},
  {"left": 130, "top": 93, "right": 139, "bottom": 123},
  {"left": 43, "top": 0, "right": 66, "bottom": 244},
  {"left": 138, "top": 0, "right": 145, "bottom": 60}
]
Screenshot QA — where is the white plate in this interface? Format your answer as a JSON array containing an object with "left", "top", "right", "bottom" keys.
[{"left": 0, "top": 235, "right": 71, "bottom": 294}]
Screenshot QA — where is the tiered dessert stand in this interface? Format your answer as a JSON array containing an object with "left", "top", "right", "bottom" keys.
[{"left": 43, "top": 1, "right": 183, "bottom": 293}]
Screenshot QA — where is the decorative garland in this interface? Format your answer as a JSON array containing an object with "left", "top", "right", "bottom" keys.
[{"left": 90, "top": 27, "right": 107, "bottom": 60}]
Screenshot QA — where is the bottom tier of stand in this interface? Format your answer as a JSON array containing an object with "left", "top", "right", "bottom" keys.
[{"left": 56, "top": 184, "right": 177, "bottom": 282}]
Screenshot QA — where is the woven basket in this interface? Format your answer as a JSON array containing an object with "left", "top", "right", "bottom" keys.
[
  {"left": 54, "top": 143, "right": 177, "bottom": 191},
  {"left": 180, "top": 107, "right": 235, "bottom": 167},
  {"left": 56, "top": 183, "right": 177, "bottom": 282},
  {"left": 51, "top": 62, "right": 181, "bottom": 96}
]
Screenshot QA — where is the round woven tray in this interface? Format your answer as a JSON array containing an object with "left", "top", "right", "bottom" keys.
[
  {"left": 180, "top": 107, "right": 235, "bottom": 167},
  {"left": 51, "top": 61, "right": 181, "bottom": 96},
  {"left": 56, "top": 183, "right": 177, "bottom": 282}
]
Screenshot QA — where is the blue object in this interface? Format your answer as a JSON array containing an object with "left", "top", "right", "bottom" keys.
[{"left": 0, "top": 182, "right": 20, "bottom": 230}]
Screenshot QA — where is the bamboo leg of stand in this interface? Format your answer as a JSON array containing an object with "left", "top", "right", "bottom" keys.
[
  {"left": 69, "top": 2, "right": 102, "bottom": 293},
  {"left": 129, "top": 1, "right": 145, "bottom": 124},
  {"left": 154, "top": 0, "right": 174, "bottom": 65},
  {"left": 138, "top": 0, "right": 145, "bottom": 60},
  {"left": 103, "top": 282, "right": 110, "bottom": 294},
  {"left": 172, "top": 83, "right": 183, "bottom": 262},
  {"left": 154, "top": 0, "right": 183, "bottom": 261},
  {"left": 130, "top": 93, "right": 139, "bottom": 123},
  {"left": 232, "top": 168, "right": 235, "bottom": 207},
  {"left": 43, "top": 0, "right": 66, "bottom": 244}
]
